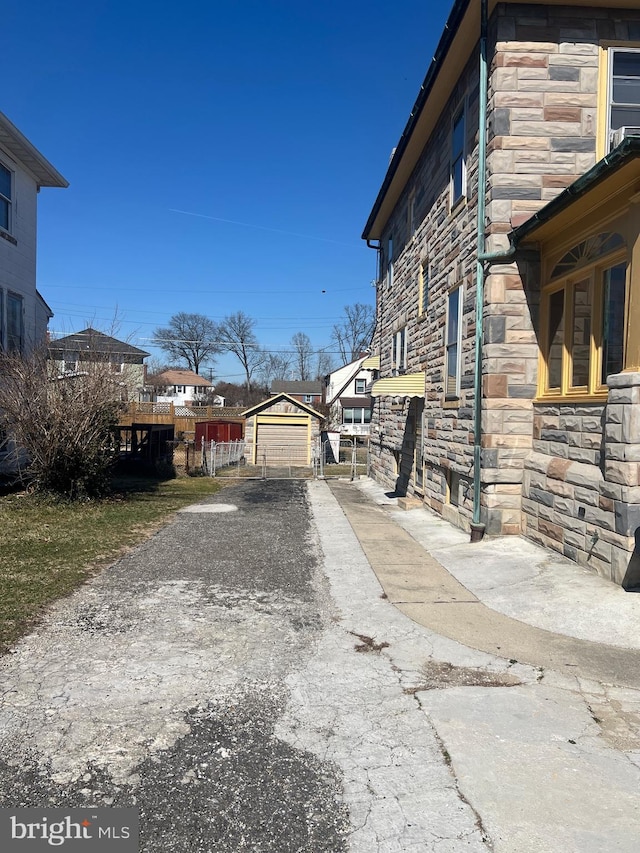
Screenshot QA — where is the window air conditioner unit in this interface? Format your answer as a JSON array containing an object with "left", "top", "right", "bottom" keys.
[{"left": 610, "top": 126, "right": 640, "bottom": 149}]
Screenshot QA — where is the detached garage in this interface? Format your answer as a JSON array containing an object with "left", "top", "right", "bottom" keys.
[{"left": 243, "top": 394, "right": 324, "bottom": 466}]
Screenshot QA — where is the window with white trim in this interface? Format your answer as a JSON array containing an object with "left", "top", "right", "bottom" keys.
[
  {"left": 607, "top": 47, "right": 640, "bottom": 151},
  {"left": 342, "top": 407, "right": 371, "bottom": 425},
  {"left": 303, "top": 394, "right": 314, "bottom": 403},
  {"left": 0, "top": 162, "right": 12, "bottom": 233},
  {"left": 451, "top": 105, "right": 466, "bottom": 205},
  {"left": 64, "top": 351, "right": 79, "bottom": 373},
  {"left": 445, "top": 287, "right": 462, "bottom": 398},
  {"left": 392, "top": 327, "right": 407, "bottom": 375},
  {"left": 7, "top": 292, "right": 23, "bottom": 352},
  {"left": 354, "top": 378, "right": 366, "bottom": 394}
]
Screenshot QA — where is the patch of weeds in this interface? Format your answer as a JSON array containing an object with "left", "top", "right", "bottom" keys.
[
  {"left": 349, "top": 632, "right": 390, "bottom": 654},
  {"left": 405, "top": 659, "right": 522, "bottom": 692}
]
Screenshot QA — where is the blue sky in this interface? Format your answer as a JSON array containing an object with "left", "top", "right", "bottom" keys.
[{"left": 6, "top": 0, "right": 450, "bottom": 381}]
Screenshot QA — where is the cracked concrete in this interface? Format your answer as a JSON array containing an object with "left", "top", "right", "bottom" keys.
[{"left": 1, "top": 477, "right": 639, "bottom": 851}]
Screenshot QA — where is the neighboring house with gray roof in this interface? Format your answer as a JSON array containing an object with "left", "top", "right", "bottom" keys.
[
  {"left": 48, "top": 328, "right": 149, "bottom": 400},
  {"left": 149, "top": 369, "right": 225, "bottom": 407},
  {"left": 270, "top": 380, "right": 324, "bottom": 406}
]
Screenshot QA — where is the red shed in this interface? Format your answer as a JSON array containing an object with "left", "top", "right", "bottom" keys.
[{"left": 195, "top": 420, "right": 244, "bottom": 444}]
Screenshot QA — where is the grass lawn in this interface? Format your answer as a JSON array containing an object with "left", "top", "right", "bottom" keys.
[{"left": 0, "top": 475, "right": 222, "bottom": 654}]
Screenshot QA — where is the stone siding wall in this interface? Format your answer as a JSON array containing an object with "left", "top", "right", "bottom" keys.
[
  {"left": 369, "top": 2, "right": 640, "bottom": 563},
  {"left": 369, "top": 49, "right": 481, "bottom": 528},
  {"left": 523, "top": 374, "right": 640, "bottom": 587}
]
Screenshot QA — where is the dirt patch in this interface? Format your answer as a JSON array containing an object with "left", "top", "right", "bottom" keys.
[
  {"left": 404, "top": 659, "right": 522, "bottom": 693},
  {"left": 349, "top": 632, "right": 390, "bottom": 654}
]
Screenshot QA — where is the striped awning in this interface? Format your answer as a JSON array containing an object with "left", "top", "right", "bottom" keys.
[
  {"left": 361, "top": 355, "right": 380, "bottom": 369},
  {"left": 371, "top": 372, "right": 426, "bottom": 398}
]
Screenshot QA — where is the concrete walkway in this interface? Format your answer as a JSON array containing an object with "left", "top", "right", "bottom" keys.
[
  {"left": 1, "top": 478, "right": 640, "bottom": 851},
  {"left": 328, "top": 478, "right": 640, "bottom": 689}
]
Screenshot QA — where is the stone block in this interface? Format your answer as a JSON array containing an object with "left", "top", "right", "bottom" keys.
[
  {"left": 621, "top": 405, "right": 640, "bottom": 443},
  {"left": 606, "top": 371, "right": 640, "bottom": 389},
  {"left": 483, "top": 374, "right": 508, "bottom": 398},
  {"left": 566, "top": 447, "right": 598, "bottom": 464},
  {"left": 605, "top": 460, "right": 640, "bottom": 487},
  {"left": 583, "top": 505, "right": 615, "bottom": 531},
  {"left": 525, "top": 451, "right": 552, "bottom": 474},
  {"left": 549, "top": 66, "right": 580, "bottom": 81},
  {"left": 529, "top": 486, "right": 554, "bottom": 507},
  {"left": 538, "top": 502, "right": 556, "bottom": 522},
  {"left": 547, "top": 441, "right": 569, "bottom": 458},
  {"left": 551, "top": 137, "right": 596, "bottom": 152},
  {"left": 547, "top": 457, "right": 571, "bottom": 480},
  {"left": 573, "top": 485, "right": 599, "bottom": 507},
  {"left": 605, "top": 423, "right": 622, "bottom": 443},
  {"left": 554, "top": 496, "right": 574, "bottom": 515},
  {"left": 547, "top": 479, "right": 574, "bottom": 497},
  {"left": 556, "top": 512, "right": 586, "bottom": 534},
  {"left": 565, "top": 461, "right": 603, "bottom": 489},
  {"left": 614, "top": 502, "right": 640, "bottom": 537},
  {"left": 538, "top": 518, "right": 563, "bottom": 542},
  {"left": 508, "top": 384, "right": 537, "bottom": 398},
  {"left": 563, "top": 529, "right": 585, "bottom": 551}
]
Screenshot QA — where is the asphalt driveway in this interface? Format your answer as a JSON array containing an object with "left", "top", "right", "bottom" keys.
[{"left": 0, "top": 480, "right": 489, "bottom": 852}]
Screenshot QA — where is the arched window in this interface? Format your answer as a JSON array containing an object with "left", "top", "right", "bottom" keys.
[{"left": 539, "top": 233, "right": 627, "bottom": 398}]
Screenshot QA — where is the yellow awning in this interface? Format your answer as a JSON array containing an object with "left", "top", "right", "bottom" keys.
[
  {"left": 371, "top": 372, "right": 426, "bottom": 397},
  {"left": 361, "top": 354, "right": 380, "bottom": 369}
]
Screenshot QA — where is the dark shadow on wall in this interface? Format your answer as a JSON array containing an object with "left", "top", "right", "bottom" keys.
[
  {"left": 622, "top": 528, "right": 640, "bottom": 590},
  {"left": 394, "top": 401, "right": 417, "bottom": 497}
]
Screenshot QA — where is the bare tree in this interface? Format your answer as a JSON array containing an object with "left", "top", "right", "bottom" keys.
[
  {"left": 315, "top": 350, "right": 335, "bottom": 381},
  {"left": 217, "top": 311, "right": 263, "bottom": 393},
  {"left": 0, "top": 348, "right": 121, "bottom": 497},
  {"left": 291, "top": 332, "right": 314, "bottom": 381},
  {"left": 257, "top": 351, "right": 293, "bottom": 389},
  {"left": 152, "top": 312, "right": 220, "bottom": 375},
  {"left": 331, "top": 303, "right": 375, "bottom": 365}
]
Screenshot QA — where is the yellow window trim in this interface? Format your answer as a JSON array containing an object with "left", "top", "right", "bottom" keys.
[
  {"left": 538, "top": 249, "right": 628, "bottom": 400},
  {"left": 597, "top": 41, "right": 640, "bottom": 161}
]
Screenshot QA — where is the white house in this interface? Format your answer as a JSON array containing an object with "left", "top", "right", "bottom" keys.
[
  {"left": 325, "top": 355, "right": 379, "bottom": 437},
  {"left": 1, "top": 111, "right": 67, "bottom": 475},
  {"left": 150, "top": 369, "right": 225, "bottom": 407},
  {"left": 0, "top": 111, "right": 68, "bottom": 354}
]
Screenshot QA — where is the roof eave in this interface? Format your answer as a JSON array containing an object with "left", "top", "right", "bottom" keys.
[
  {"left": 361, "top": 0, "right": 640, "bottom": 242},
  {"left": 0, "top": 111, "right": 69, "bottom": 188}
]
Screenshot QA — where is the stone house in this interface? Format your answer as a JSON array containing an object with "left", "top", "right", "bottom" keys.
[
  {"left": 325, "top": 355, "right": 380, "bottom": 437},
  {"left": 364, "top": 0, "right": 640, "bottom": 587}
]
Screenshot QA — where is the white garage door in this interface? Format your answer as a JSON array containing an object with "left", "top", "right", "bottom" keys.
[{"left": 255, "top": 422, "right": 309, "bottom": 465}]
